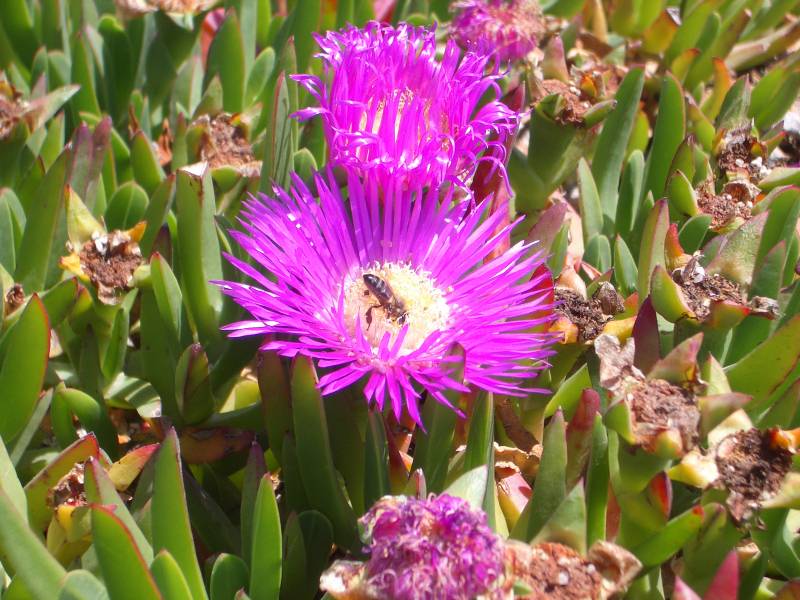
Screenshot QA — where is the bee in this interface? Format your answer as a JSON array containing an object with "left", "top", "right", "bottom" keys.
[{"left": 362, "top": 273, "right": 408, "bottom": 326}]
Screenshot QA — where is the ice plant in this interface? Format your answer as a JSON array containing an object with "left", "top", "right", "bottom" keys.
[
  {"left": 670, "top": 410, "right": 800, "bottom": 522},
  {"left": 650, "top": 223, "right": 780, "bottom": 331},
  {"left": 450, "top": 0, "right": 544, "bottom": 64},
  {"left": 596, "top": 333, "right": 703, "bottom": 463},
  {"left": 292, "top": 22, "right": 521, "bottom": 192},
  {"left": 59, "top": 189, "right": 145, "bottom": 306},
  {"left": 320, "top": 494, "right": 505, "bottom": 600},
  {"left": 216, "top": 169, "right": 554, "bottom": 424}
]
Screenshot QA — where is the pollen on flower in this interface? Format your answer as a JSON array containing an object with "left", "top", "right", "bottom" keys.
[
  {"left": 358, "top": 88, "right": 434, "bottom": 140},
  {"left": 342, "top": 262, "right": 451, "bottom": 353}
]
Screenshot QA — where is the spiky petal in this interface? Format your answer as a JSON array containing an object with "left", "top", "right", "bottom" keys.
[
  {"left": 292, "top": 22, "right": 520, "bottom": 192},
  {"left": 450, "top": 0, "right": 544, "bottom": 64},
  {"left": 216, "top": 169, "right": 555, "bottom": 425}
]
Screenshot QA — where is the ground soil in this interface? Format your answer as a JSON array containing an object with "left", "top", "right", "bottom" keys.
[
  {"left": 696, "top": 181, "right": 755, "bottom": 229},
  {"left": 675, "top": 271, "right": 746, "bottom": 320},
  {"left": 534, "top": 80, "right": 591, "bottom": 125},
  {"left": 4, "top": 284, "right": 24, "bottom": 316},
  {"left": 195, "top": 113, "right": 260, "bottom": 175},
  {"left": 715, "top": 428, "right": 793, "bottom": 521},
  {"left": 0, "top": 95, "right": 23, "bottom": 140},
  {"left": 48, "top": 463, "right": 86, "bottom": 508},
  {"left": 628, "top": 378, "right": 699, "bottom": 453},
  {"left": 79, "top": 232, "right": 143, "bottom": 303},
  {"left": 504, "top": 542, "right": 603, "bottom": 599},
  {"left": 717, "top": 128, "right": 761, "bottom": 177},
  {"left": 555, "top": 287, "right": 621, "bottom": 343}
]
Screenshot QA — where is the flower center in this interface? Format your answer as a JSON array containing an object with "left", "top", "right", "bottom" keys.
[{"left": 343, "top": 262, "right": 451, "bottom": 353}]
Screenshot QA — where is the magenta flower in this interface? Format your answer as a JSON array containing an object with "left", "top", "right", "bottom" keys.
[
  {"left": 292, "top": 22, "right": 520, "bottom": 192},
  {"left": 359, "top": 494, "right": 504, "bottom": 600},
  {"left": 216, "top": 169, "right": 554, "bottom": 425},
  {"left": 450, "top": 0, "right": 544, "bottom": 64}
]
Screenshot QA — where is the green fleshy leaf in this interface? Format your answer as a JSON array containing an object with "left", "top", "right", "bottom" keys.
[
  {"left": 84, "top": 457, "right": 153, "bottom": 563},
  {"left": 241, "top": 443, "right": 266, "bottom": 568},
  {"left": 678, "top": 214, "right": 712, "bottom": 254},
  {"left": 281, "top": 511, "right": 334, "bottom": 600},
  {"left": 260, "top": 71, "right": 296, "bottom": 192},
  {"left": 58, "top": 570, "right": 110, "bottom": 600},
  {"left": 650, "top": 264, "right": 694, "bottom": 323},
  {"left": 363, "top": 407, "right": 390, "bottom": 511},
  {"left": 175, "top": 164, "right": 223, "bottom": 350},
  {"left": 584, "top": 234, "right": 612, "bottom": 272},
  {"left": 293, "top": 0, "right": 321, "bottom": 72},
  {"left": 291, "top": 356, "right": 359, "bottom": 550},
  {"left": 592, "top": 68, "right": 645, "bottom": 227},
  {"left": 15, "top": 148, "right": 69, "bottom": 291},
  {"left": 613, "top": 235, "right": 638, "bottom": 296},
  {"left": 51, "top": 384, "right": 118, "bottom": 457},
  {"left": 246, "top": 47, "right": 276, "bottom": 106},
  {"left": 637, "top": 200, "right": 670, "bottom": 299},
  {"left": 511, "top": 411, "right": 567, "bottom": 542},
  {"left": 755, "top": 186, "right": 800, "bottom": 266},
  {"left": 727, "top": 315, "right": 800, "bottom": 409},
  {"left": 678, "top": 505, "right": 742, "bottom": 595},
  {"left": 184, "top": 471, "right": 242, "bottom": 555},
  {"left": 250, "top": 474, "right": 282, "bottom": 600},
  {"left": 585, "top": 416, "right": 609, "bottom": 546},
  {"left": 0, "top": 434, "right": 25, "bottom": 517},
  {"left": 644, "top": 73, "right": 686, "bottom": 200},
  {"left": 715, "top": 77, "right": 751, "bottom": 130},
  {"left": 152, "top": 429, "right": 208, "bottom": 600},
  {"left": 175, "top": 344, "right": 215, "bottom": 425},
  {"left": 139, "top": 176, "right": 175, "bottom": 257},
  {"left": 211, "top": 554, "right": 249, "bottom": 600},
  {"left": 615, "top": 149, "right": 645, "bottom": 245},
  {"left": 151, "top": 550, "right": 194, "bottom": 600},
  {"left": 106, "top": 182, "right": 148, "bottom": 231},
  {"left": 632, "top": 505, "right": 706, "bottom": 568},
  {"left": 446, "top": 466, "right": 489, "bottom": 511},
  {"left": 577, "top": 158, "right": 603, "bottom": 241},
  {"left": 91, "top": 506, "right": 161, "bottom": 600},
  {"left": 708, "top": 211, "right": 768, "bottom": 286},
  {"left": 0, "top": 188, "right": 23, "bottom": 274},
  {"left": 258, "top": 351, "right": 292, "bottom": 464},
  {"left": 411, "top": 346, "right": 465, "bottom": 493},
  {"left": 532, "top": 482, "right": 587, "bottom": 554},
  {"left": 205, "top": 9, "right": 246, "bottom": 113},
  {"left": 545, "top": 363, "right": 590, "bottom": 419},
  {"left": 0, "top": 486, "right": 66, "bottom": 599},
  {"left": 131, "top": 132, "right": 166, "bottom": 197},
  {"left": 0, "top": 295, "right": 49, "bottom": 443}
]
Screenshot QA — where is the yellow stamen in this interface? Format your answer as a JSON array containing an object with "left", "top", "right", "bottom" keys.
[{"left": 343, "top": 262, "right": 451, "bottom": 353}]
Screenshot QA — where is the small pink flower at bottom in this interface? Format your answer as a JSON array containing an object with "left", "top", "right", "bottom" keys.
[{"left": 323, "top": 494, "right": 505, "bottom": 600}]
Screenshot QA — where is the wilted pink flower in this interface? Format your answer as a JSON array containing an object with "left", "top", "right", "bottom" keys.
[
  {"left": 292, "top": 22, "right": 520, "bottom": 192},
  {"left": 359, "top": 494, "right": 504, "bottom": 599},
  {"left": 450, "top": 0, "right": 544, "bottom": 64},
  {"left": 216, "top": 169, "right": 554, "bottom": 425}
]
